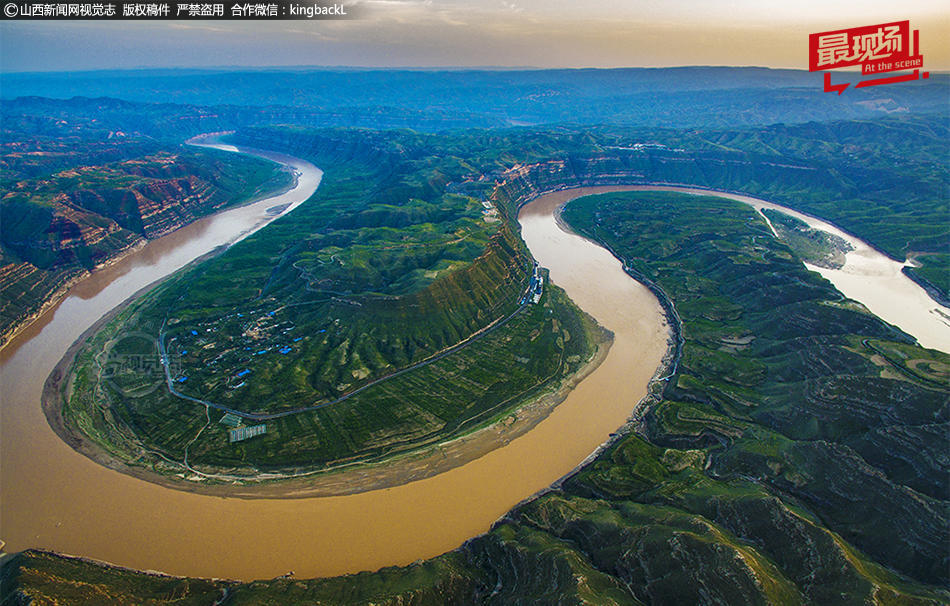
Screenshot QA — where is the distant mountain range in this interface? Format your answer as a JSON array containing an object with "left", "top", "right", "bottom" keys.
[{"left": 3, "top": 67, "right": 947, "bottom": 129}]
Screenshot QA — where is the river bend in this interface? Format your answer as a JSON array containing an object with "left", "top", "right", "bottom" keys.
[{"left": 1, "top": 155, "right": 943, "bottom": 579}]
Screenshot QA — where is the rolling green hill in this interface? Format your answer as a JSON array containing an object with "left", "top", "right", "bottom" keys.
[
  {"left": 56, "top": 127, "right": 605, "bottom": 481},
  {"left": 51, "top": 111, "right": 949, "bottom": 490},
  {"left": 7, "top": 191, "right": 946, "bottom": 604},
  {"left": 4, "top": 84, "right": 947, "bottom": 602}
]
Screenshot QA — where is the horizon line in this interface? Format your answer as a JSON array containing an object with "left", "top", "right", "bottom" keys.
[{"left": 2, "top": 64, "right": 813, "bottom": 76}]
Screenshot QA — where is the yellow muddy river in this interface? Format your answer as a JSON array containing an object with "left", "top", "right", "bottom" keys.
[
  {"left": 0, "top": 174, "right": 668, "bottom": 579},
  {"left": 3, "top": 144, "right": 943, "bottom": 580}
]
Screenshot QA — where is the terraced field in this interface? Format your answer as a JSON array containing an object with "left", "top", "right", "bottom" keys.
[
  {"left": 63, "top": 278, "right": 601, "bottom": 479},
  {"left": 54, "top": 129, "right": 605, "bottom": 483},
  {"left": 0, "top": 139, "right": 292, "bottom": 346},
  {"left": 9, "top": 190, "right": 947, "bottom": 604},
  {"left": 14, "top": 112, "right": 948, "bottom": 600}
]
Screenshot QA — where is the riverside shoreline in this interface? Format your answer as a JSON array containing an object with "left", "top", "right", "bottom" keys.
[
  {"left": 43, "top": 295, "right": 614, "bottom": 498},
  {"left": 2, "top": 159, "right": 671, "bottom": 580},
  {"left": 0, "top": 149, "right": 298, "bottom": 352}
]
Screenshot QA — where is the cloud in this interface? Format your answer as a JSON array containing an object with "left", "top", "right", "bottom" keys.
[{"left": 2, "top": 0, "right": 947, "bottom": 72}]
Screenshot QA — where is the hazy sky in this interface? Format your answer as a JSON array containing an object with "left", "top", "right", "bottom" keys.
[{"left": 2, "top": 0, "right": 948, "bottom": 72}]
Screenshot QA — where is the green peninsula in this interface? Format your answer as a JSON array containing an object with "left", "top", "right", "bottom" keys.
[
  {"left": 9, "top": 190, "right": 947, "bottom": 604},
  {"left": 8, "top": 96, "right": 946, "bottom": 602},
  {"left": 53, "top": 128, "right": 606, "bottom": 487}
]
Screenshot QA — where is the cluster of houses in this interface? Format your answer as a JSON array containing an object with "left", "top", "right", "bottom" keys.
[{"left": 170, "top": 305, "right": 312, "bottom": 393}]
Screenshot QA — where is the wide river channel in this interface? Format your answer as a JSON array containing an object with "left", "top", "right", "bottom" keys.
[{"left": 1, "top": 145, "right": 946, "bottom": 580}]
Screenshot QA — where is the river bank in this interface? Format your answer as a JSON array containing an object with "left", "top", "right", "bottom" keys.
[
  {"left": 0, "top": 239, "right": 146, "bottom": 351},
  {"left": 21, "top": 158, "right": 942, "bottom": 581},
  {"left": 0, "top": 140, "right": 298, "bottom": 352},
  {"left": 43, "top": 289, "right": 614, "bottom": 498},
  {"left": 544, "top": 183, "right": 949, "bottom": 353},
  {"left": 1, "top": 169, "right": 670, "bottom": 579}
]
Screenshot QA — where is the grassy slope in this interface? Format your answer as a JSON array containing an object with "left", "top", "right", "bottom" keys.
[
  {"left": 689, "top": 118, "right": 950, "bottom": 299},
  {"left": 10, "top": 114, "right": 949, "bottom": 601},
  {"left": 558, "top": 192, "right": 948, "bottom": 598},
  {"left": 8, "top": 191, "right": 947, "bottom": 605},
  {"left": 59, "top": 128, "right": 603, "bottom": 478}
]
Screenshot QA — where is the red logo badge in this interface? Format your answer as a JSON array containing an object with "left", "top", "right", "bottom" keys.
[{"left": 809, "top": 21, "right": 928, "bottom": 94}]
